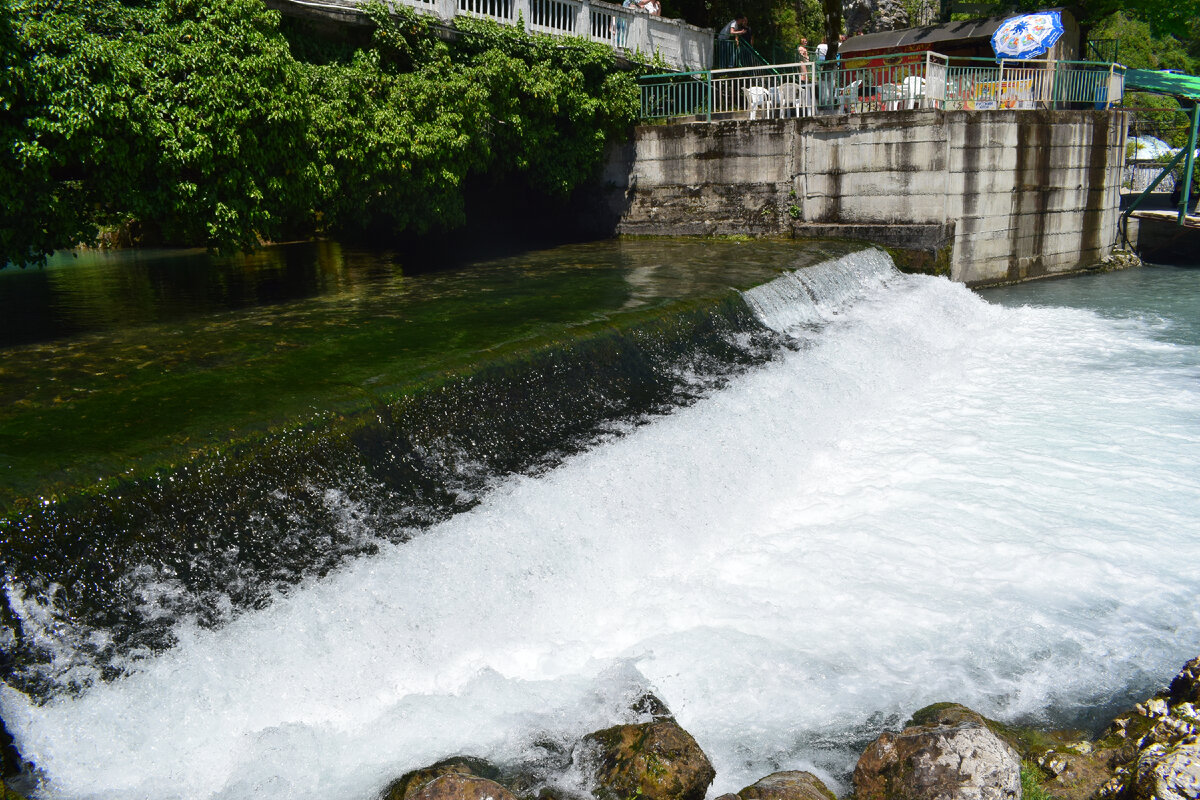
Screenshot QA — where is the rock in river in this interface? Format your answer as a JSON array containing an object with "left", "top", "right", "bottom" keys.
[
  {"left": 577, "top": 719, "right": 715, "bottom": 800},
  {"left": 383, "top": 756, "right": 507, "bottom": 800},
  {"left": 736, "top": 770, "right": 836, "bottom": 800},
  {"left": 852, "top": 703, "right": 1020, "bottom": 800}
]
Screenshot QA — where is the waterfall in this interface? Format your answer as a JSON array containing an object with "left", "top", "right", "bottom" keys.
[
  {"left": 741, "top": 248, "right": 896, "bottom": 331},
  {"left": 3, "top": 249, "right": 1199, "bottom": 800}
]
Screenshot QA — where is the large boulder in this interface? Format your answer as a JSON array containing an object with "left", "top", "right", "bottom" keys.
[
  {"left": 736, "top": 770, "right": 836, "bottom": 800},
  {"left": 843, "top": 0, "right": 937, "bottom": 36},
  {"left": 577, "top": 720, "right": 715, "bottom": 800},
  {"left": 852, "top": 704, "right": 1020, "bottom": 800}
]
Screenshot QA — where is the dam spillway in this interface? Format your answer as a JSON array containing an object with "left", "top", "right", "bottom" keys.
[{"left": 1, "top": 243, "right": 1199, "bottom": 800}]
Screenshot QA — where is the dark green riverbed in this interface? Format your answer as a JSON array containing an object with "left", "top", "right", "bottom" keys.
[{"left": 0, "top": 238, "right": 857, "bottom": 510}]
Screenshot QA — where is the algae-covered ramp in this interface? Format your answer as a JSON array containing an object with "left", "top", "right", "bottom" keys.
[
  {"left": 0, "top": 239, "right": 853, "bottom": 509},
  {"left": 0, "top": 237, "right": 862, "bottom": 700}
]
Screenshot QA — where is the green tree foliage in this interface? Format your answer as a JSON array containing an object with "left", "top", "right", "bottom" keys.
[
  {"left": 1077, "top": 0, "right": 1200, "bottom": 42},
  {"left": 2, "top": 0, "right": 148, "bottom": 264},
  {"left": 133, "top": 0, "right": 318, "bottom": 248},
  {"left": 2, "top": 0, "right": 637, "bottom": 266},
  {"left": 1088, "top": 11, "right": 1196, "bottom": 149},
  {"left": 1088, "top": 11, "right": 1195, "bottom": 72},
  {"left": 662, "top": 0, "right": 824, "bottom": 58}
]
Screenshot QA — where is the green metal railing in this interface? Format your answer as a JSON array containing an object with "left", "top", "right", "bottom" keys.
[
  {"left": 1086, "top": 38, "right": 1119, "bottom": 65},
  {"left": 639, "top": 53, "right": 1126, "bottom": 121},
  {"left": 640, "top": 69, "right": 712, "bottom": 121},
  {"left": 713, "top": 39, "right": 769, "bottom": 69},
  {"left": 943, "top": 57, "right": 1125, "bottom": 110}
]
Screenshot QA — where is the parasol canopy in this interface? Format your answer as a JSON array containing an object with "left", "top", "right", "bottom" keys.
[{"left": 990, "top": 11, "right": 1064, "bottom": 60}]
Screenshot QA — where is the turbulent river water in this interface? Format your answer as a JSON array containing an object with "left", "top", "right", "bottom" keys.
[{"left": 2, "top": 244, "right": 1199, "bottom": 800}]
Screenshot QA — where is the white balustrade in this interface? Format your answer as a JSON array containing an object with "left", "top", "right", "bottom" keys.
[
  {"left": 267, "top": 0, "right": 710, "bottom": 69},
  {"left": 378, "top": 0, "right": 712, "bottom": 70},
  {"left": 458, "top": 0, "right": 514, "bottom": 22}
]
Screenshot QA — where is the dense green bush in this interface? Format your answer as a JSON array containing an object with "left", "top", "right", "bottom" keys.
[{"left": 1, "top": 0, "right": 638, "bottom": 266}]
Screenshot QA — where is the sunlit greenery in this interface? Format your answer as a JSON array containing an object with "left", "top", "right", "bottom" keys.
[
  {"left": 1, "top": 0, "right": 638, "bottom": 266},
  {"left": 1087, "top": 11, "right": 1198, "bottom": 150}
]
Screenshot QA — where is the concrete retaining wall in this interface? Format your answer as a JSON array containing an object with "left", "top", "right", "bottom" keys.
[{"left": 600, "top": 109, "right": 1127, "bottom": 286}]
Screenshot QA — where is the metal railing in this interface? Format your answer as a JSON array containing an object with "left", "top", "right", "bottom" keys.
[
  {"left": 713, "top": 39, "right": 768, "bottom": 69},
  {"left": 639, "top": 52, "right": 1126, "bottom": 120},
  {"left": 1086, "top": 38, "right": 1119, "bottom": 65},
  {"left": 943, "top": 57, "right": 1125, "bottom": 110}
]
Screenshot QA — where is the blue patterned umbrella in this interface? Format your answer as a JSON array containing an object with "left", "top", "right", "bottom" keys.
[{"left": 991, "top": 11, "right": 1064, "bottom": 60}]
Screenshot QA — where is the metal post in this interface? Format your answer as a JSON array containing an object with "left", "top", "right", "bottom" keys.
[
  {"left": 1122, "top": 148, "right": 1187, "bottom": 222},
  {"left": 1178, "top": 102, "right": 1199, "bottom": 225},
  {"left": 706, "top": 69, "right": 712, "bottom": 122}
]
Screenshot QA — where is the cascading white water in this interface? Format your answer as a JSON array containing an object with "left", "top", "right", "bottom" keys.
[
  {"left": 741, "top": 248, "right": 896, "bottom": 329},
  {"left": 4, "top": 250, "right": 1200, "bottom": 800}
]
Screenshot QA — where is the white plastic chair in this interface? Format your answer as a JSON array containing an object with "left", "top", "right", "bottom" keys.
[
  {"left": 900, "top": 76, "right": 925, "bottom": 109},
  {"left": 743, "top": 86, "right": 774, "bottom": 120},
  {"left": 836, "top": 79, "right": 862, "bottom": 114},
  {"left": 878, "top": 83, "right": 902, "bottom": 111},
  {"left": 771, "top": 82, "right": 816, "bottom": 118}
]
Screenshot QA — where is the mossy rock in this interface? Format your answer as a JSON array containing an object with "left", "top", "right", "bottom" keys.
[
  {"left": 580, "top": 720, "right": 714, "bottom": 800},
  {"left": 399, "top": 775, "right": 520, "bottom": 800},
  {"left": 905, "top": 703, "right": 990, "bottom": 730},
  {"left": 905, "top": 703, "right": 1083, "bottom": 759},
  {"left": 736, "top": 770, "right": 836, "bottom": 800},
  {"left": 631, "top": 693, "right": 676, "bottom": 723},
  {"left": 854, "top": 706, "right": 1021, "bottom": 800},
  {"left": 382, "top": 757, "right": 505, "bottom": 800}
]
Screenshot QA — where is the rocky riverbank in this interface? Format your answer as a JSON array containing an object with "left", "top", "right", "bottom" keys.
[{"left": 3, "top": 656, "right": 1198, "bottom": 800}]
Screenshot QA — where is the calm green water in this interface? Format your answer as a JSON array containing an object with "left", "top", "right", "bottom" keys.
[{"left": 0, "top": 239, "right": 857, "bottom": 509}]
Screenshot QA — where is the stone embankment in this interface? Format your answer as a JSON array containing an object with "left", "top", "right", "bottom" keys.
[{"left": 3, "top": 657, "right": 1199, "bottom": 800}]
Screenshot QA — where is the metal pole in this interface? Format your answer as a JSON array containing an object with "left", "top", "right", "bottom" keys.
[
  {"left": 1122, "top": 148, "right": 1188, "bottom": 222},
  {"left": 706, "top": 69, "right": 712, "bottom": 122},
  {"left": 1178, "top": 101, "right": 1199, "bottom": 225}
]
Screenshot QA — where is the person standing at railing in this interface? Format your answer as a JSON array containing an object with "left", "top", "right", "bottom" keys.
[
  {"left": 797, "top": 37, "right": 811, "bottom": 79},
  {"left": 637, "top": 0, "right": 661, "bottom": 16},
  {"left": 616, "top": 0, "right": 634, "bottom": 46},
  {"left": 717, "top": 16, "right": 751, "bottom": 68},
  {"left": 814, "top": 40, "right": 829, "bottom": 106}
]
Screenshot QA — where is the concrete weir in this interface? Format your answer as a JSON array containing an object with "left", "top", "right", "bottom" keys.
[{"left": 599, "top": 109, "right": 1128, "bottom": 287}]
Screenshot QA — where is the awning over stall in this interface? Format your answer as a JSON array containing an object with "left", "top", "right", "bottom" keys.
[
  {"left": 838, "top": 16, "right": 1007, "bottom": 58},
  {"left": 1124, "top": 69, "right": 1200, "bottom": 101}
]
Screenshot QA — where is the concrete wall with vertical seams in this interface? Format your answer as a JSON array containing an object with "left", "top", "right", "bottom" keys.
[{"left": 600, "top": 109, "right": 1128, "bottom": 286}]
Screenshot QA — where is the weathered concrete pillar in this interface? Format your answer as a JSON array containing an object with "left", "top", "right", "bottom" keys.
[{"left": 601, "top": 109, "right": 1129, "bottom": 286}]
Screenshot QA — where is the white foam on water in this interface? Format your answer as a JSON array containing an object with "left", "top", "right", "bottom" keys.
[
  {"left": 742, "top": 248, "right": 895, "bottom": 331},
  {"left": 5, "top": 254, "right": 1200, "bottom": 800}
]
